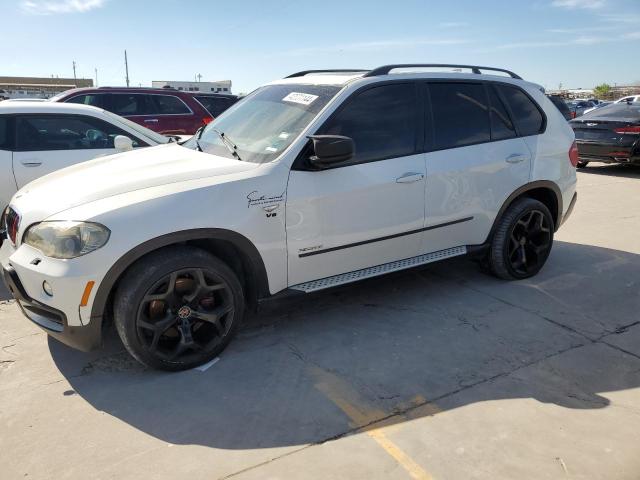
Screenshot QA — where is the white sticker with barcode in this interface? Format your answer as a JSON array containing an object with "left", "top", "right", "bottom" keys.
[{"left": 282, "top": 92, "right": 318, "bottom": 105}]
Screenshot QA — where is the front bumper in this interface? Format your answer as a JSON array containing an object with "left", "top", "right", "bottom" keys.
[{"left": 2, "top": 264, "right": 101, "bottom": 351}]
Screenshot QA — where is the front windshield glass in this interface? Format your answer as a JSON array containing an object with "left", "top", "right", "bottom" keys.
[{"left": 187, "top": 84, "right": 341, "bottom": 163}]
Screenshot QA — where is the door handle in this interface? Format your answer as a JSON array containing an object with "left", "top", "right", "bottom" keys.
[
  {"left": 21, "top": 159, "right": 42, "bottom": 167},
  {"left": 144, "top": 119, "right": 159, "bottom": 123},
  {"left": 396, "top": 172, "right": 425, "bottom": 184},
  {"left": 505, "top": 154, "right": 528, "bottom": 164}
]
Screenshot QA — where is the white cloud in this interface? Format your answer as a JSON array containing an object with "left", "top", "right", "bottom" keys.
[
  {"left": 551, "top": 0, "right": 607, "bottom": 9},
  {"left": 20, "top": 0, "right": 106, "bottom": 14},
  {"left": 623, "top": 32, "right": 640, "bottom": 39}
]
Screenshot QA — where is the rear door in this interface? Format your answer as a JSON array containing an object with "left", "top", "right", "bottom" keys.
[
  {"left": 12, "top": 114, "right": 146, "bottom": 189},
  {"left": 107, "top": 93, "right": 160, "bottom": 132},
  {"left": 421, "top": 81, "right": 533, "bottom": 252},
  {"left": 149, "top": 94, "right": 195, "bottom": 135}
]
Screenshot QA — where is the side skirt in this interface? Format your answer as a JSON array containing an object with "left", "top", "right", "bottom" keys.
[{"left": 289, "top": 246, "right": 467, "bottom": 293}]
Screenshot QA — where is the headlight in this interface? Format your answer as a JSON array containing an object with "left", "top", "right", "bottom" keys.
[{"left": 23, "top": 221, "right": 110, "bottom": 259}]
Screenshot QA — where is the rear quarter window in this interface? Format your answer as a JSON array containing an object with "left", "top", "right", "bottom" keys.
[{"left": 498, "top": 85, "right": 544, "bottom": 136}]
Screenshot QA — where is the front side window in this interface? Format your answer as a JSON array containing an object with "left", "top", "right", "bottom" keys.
[
  {"left": 190, "top": 84, "right": 340, "bottom": 164},
  {"left": 109, "top": 94, "right": 155, "bottom": 116},
  {"left": 153, "top": 95, "right": 191, "bottom": 114},
  {"left": 498, "top": 85, "right": 544, "bottom": 136},
  {"left": 0, "top": 117, "right": 8, "bottom": 149},
  {"left": 430, "top": 82, "right": 490, "bottom": 149},
  {"left": 319, "top": 83, "right": 417, "bottom": 164},
  {"left": 16, "top": 115, "right": 144, "bottom": 151}
]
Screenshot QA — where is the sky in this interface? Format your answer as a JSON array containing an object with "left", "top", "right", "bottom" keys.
[{"left": 3, "top": 0, "right": 640, "bottom": 94}]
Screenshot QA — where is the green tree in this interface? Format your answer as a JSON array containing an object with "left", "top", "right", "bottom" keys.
[{"left": 593, "top": 83, "right": 612, "bottom": 99}]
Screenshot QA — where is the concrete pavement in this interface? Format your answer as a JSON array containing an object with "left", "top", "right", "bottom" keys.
[{"left": 1, "top": 164, "right": 639, "bottom": 480}]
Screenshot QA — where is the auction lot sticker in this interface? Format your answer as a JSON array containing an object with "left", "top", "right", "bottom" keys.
[{"left": 283, "top": 92, "right": 318, "bottom": 105}]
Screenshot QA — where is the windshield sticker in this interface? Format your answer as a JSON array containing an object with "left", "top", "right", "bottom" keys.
[
  {"left": 282, "top": 92, "right": 319, "bottom": 106},
  {"left": 265, "top": 146, "right": 278, "bottom": 152},
  {"left": 278, "top": 132, "right": 291, "bottom": 139}
]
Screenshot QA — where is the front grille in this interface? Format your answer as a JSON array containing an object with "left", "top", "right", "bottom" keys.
[{"left": 4, "top": 207, "right": 20, "bottom": 245}]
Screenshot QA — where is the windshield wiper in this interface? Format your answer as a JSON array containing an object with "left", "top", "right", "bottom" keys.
[
  {"left": 212, "top": 129, "right": 243, "bottom": 162},
  {"left": 194, "top": 126, "right": 205, "bottom": 151}
]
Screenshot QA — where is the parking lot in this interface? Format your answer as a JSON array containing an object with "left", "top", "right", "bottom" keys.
[{"left": 1, "top": 165, "right": 639, "bottom": 479}]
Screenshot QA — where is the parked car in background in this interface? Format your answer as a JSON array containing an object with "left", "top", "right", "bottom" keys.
[
  {"left": 0, "top": 101, "right": 170, "bottom": 236},
  {"left": 570, "top": 102, "right": 640, "bottom": 168},
  {"left": 583, "top": 101, "right": 612, "bottom": 115},
  {"left": 567, "top": 99, "right": 597, "bottom": 119},
  {"left": 547, "top": 95, "right": 571, "bottom": 120},
  {"left": 614, "top": 95, "right": 640, "bottom": 104},
  {"left": 1, "top": 64, "right": 578, "bottom": 370},
  {"left": 51, "top": 87, "right": 226, "bottom": 136}
]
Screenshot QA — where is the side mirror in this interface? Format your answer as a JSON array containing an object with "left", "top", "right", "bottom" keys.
[
  {"left": 114, "top": 135, "right": 134, "bottom": 152},
  {"left": 308, "top": 135, "right": 354, "bottom": 169}
]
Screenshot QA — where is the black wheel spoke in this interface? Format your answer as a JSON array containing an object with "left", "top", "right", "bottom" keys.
[{"left": 507, "top": 209, "right": 552, "bottom": 275}]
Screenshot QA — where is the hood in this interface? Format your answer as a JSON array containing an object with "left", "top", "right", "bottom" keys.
[{"left": 10, "top": 143, "right": 259, "bottom": 218}]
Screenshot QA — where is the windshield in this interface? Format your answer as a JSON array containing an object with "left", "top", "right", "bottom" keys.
[{"left": 185, "top": 84, "right": 341, "bottom": 163}]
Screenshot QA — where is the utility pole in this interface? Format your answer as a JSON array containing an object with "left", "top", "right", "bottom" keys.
[
  {"left": 124, "top": 50, "right": 130, "bottom": 87},
  {"left": 72, "top": 61, "right": 77, "bottom": 85},
  {"left": 95, "top": 68, "right": 98, "bottom": 87},
  {"left": 197, "top": 73, "right": 202, "bottom": 82}
]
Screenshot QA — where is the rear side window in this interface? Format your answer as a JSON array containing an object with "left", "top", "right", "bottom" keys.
[
  {"left": 488, "top": 86, "right": 516, "bottom": 141},
  {"left": 109, "top": 94, "right": 155, "bottom": 116},
  {"left": 67, "top": 94, "right": 105, "bottom": 108},
  {"left": 429, "top": 83, "right": 490, "bottom": 149},
  {"left": 195, "top": 96, "right": 235, "bottom": 116},
  {"left": 499, "top": 85, "right": 544, "bottom": 136},
  {"left": 16, "top": 115, "right": 145, "bottom": 151},
  {"left": 152, "top": 95, "right": 191, "bottom": 114},
  {"left": 320, "top": 83, "right": 417, "bottom": 164}
]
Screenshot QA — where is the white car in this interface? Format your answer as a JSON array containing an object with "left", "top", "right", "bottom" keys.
[
  {"left": 0, "top": 101, "right": 171, "bottom": 217},
  {"left": 1, "top": 64, "right": 578, "bottom": 370}
]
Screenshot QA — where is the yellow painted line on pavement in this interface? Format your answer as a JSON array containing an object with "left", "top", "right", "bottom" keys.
[{"left": 310, "top": 366, "right": 438, "bottom": 480}]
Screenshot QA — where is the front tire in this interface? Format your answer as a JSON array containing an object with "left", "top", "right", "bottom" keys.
[
  {"left": 488, "top": 198, "right": 554, "bottom": 280},
  {"left": 114, "top": 246, "right": 244, "bottom": 371}
]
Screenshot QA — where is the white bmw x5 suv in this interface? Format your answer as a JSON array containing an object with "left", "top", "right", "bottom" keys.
[{"left": 1, "top": 64, "right": 578, "bottom": 370}]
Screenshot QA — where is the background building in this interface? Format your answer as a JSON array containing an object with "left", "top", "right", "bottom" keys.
[
  {"left": 152, "top": 80, "right": 232, "bottom": 94},
  {"left": 0, "top": 76, "right": 93, "bottom": 100}
]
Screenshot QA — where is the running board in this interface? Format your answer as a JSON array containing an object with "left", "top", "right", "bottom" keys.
[{"left": 290, "top": 246, "right": 467, "bottom": 293}]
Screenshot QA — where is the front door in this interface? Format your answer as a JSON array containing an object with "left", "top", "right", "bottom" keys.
[{"left": 286, "top": 82, "right": 426, "bottom": 286}]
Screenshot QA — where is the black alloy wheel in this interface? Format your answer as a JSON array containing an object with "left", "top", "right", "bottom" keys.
[{"left": 114, "top": 247, "right": 244, "bottom": 371}]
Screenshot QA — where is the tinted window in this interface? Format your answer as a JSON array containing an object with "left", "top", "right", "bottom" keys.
[
  {"left": 67, "top": 94, "right": 105, "bottom": 108},
  {"left": 16, "top": 115, "right": 145, "bottom": 151},
  {"left": 499, "top": 86, "right": 544, "bottom": 136},
  {"left": 152, "top": 95, "right": 191, "bottom": 114},
  {"left": 109, "top": 94, "right": 155, "bottom": 116},
  {"left": 0, "top": 117, "right": 8, "bottom": 149},
  {"left": 584, "top": 103, "right": 640, "bottom": 120},
  {"left": 320, "top": 83, "right": 416, "bottom": 163},
  {"left": 195, "top": 95, "right": 236, "bottom": 116},
  {"left": 488, "top": 86, "right": 516, "bottom": 141},
  {"left": 430, "top": 83, "right": 490, "bottom": 149}
]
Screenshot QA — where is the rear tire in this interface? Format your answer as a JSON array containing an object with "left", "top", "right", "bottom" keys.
[
  {"left": 488, "top": 198, "right": 554, "bottom": 280},
  {"left": 576, "top": 161, "right": 589, "bottom": 168},
  {"left": 114, "top": 246, "right": 244, "bottom": 371}
]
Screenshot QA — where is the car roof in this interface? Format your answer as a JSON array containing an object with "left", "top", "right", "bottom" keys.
[
  {"left": 270, "top": 71, "right": 542, "bottom": 92},
  {"left": 0, "top": 100, "right": 108, "bottom": 115},
  {"left": 55, "top": 86, "right": 194, "bottom": 97}
]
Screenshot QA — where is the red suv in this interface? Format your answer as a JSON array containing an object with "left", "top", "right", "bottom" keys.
[{"left": 51, "top": 87, "right": 237, "bottom": 135}]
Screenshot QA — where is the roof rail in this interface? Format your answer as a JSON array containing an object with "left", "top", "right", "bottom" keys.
[
  {"left": 363, "top": 64, "right": 522, "bottom": 80},
  {"left": 285, "top": 69, "right": 369, "bottom": 78}
]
